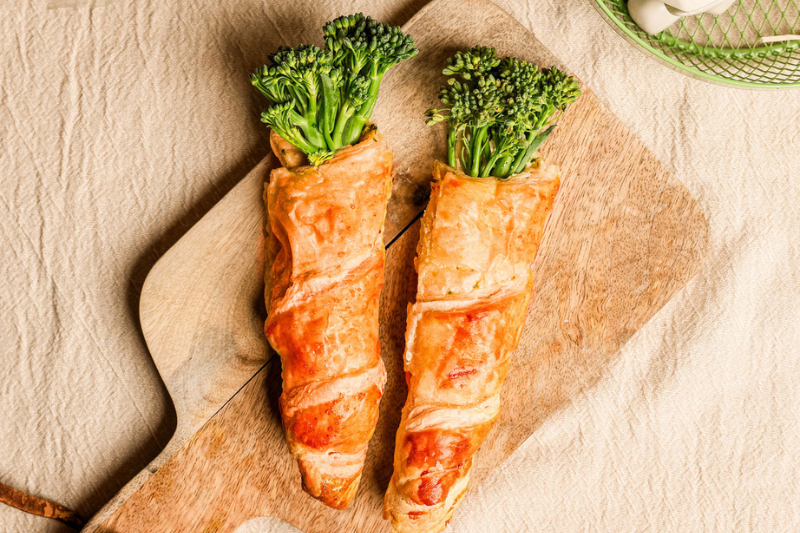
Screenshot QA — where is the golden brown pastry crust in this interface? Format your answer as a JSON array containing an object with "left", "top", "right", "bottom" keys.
[
  {"left": 384, "top": 161, "right": 560, "bottom": 532},
  {"left": 265, "top": 128, "right": 393, "bottom": 509}
]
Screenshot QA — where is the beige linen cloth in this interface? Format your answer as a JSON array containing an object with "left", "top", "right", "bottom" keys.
[{"left": 1, "top": 0, "right": 798, "bottom": 531}]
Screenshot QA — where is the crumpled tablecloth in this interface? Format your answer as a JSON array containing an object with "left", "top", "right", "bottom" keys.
[{"left": 1, "top": 0, "right": 798, "bottom": 531}]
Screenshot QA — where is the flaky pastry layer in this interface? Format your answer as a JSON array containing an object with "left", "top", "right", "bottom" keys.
[
  {"left": 384, "top": 161, "right": 560, "bottom": 532},
  {"left": 265, "top": 128, "right": 393, "bottom": 509}
]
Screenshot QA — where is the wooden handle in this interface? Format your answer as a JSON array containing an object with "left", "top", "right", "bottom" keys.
[{"left": 0, "top": 481, "right": 85, "bottom": 530}]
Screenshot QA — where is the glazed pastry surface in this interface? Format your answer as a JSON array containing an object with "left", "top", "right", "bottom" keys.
[
  {"left": 265, "top": 128, "right": 393, "bottom": 509},
  {"left": 384, "top": 161, "right": 560, "bottom": 532}
]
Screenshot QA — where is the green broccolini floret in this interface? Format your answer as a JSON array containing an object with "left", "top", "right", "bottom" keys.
[
  {"left": 426, "top": 47, "right": 581, "bottom": 178},
  {"left": 324, "top": 14, "right": 418, "bottom": 147},
  {"left": 251, "top": 14, "right": 418, "bottom": 167}
]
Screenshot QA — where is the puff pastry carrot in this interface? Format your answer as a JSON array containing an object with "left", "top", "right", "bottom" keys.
[
  {"left": 265, "top": 128, "right": 392, "bottom": 509},
  {"left": 384, "top": 47, "right": 579, "bottom": 531},
  {"left": 383, "top": 162, "right": 560, "bottom": 531},
  {"left": 253, "top": 14, "right": 417, "bottom": 509}
]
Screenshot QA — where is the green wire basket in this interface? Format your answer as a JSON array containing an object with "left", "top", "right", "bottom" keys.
[{"left": 594, "top": 0, "right": 800, "bottom": 88}]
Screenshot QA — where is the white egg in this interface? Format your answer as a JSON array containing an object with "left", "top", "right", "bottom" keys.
[{"left": 627, "top": 0, "right": 738, "bottom": 35}]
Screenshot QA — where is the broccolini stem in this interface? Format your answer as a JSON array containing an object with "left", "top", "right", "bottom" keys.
[
  {"left": 469, "top": 125, "right": 489, "bottom": 177},
  {"left": 510, "top": 129, "right": 536, "bottom": 176},
  {"left": 323, "top": 131, "right": 335, "bottom": 151},
  {"left": 331, "top": 100, "right": 358, "bottom": 147},
  {"left": 342, "top": 72, "right": 383, "bottom": 146},
  {"left": 276, "top": 124, "right": 320, "bottom": 156},
  {"left": 342, "top": 117, "right": 367, "bottom": 146},
  {"left": 481, "top": 144, "right": 507, "bottom": 178},
  {"left": 493, "top": 156, "right": 514, "bottom": 178},
  {"left": 447, "top": 128, "right": 459, "bottom": 168},
  {"left": 302, "top": 85, "right": 321, "bottom": 143},
  {"left": 289, "top": 109, "right": 327, "bottom": 151},
  {"left": 356, "top": 68, "right": 384, "bottom": 118},
  {"left": 511, "top": 125, "right": 556, "bottom": 175}
]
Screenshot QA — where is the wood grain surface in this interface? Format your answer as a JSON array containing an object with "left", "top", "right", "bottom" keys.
[{"left": 84, "top": 0, "right": 708, "bottom": 531}]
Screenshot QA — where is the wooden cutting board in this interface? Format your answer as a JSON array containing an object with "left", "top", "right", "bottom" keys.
[{"left": 83, "top": 0, "right": 708, "bottom": 531}]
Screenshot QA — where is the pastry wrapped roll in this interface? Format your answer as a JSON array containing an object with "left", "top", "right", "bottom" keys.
[
  {"left": 384, "top": 161, "right": 560, "bottom": 532},
  {"left": 265, "top": 127, "right": 392, "bottom": 509}
]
